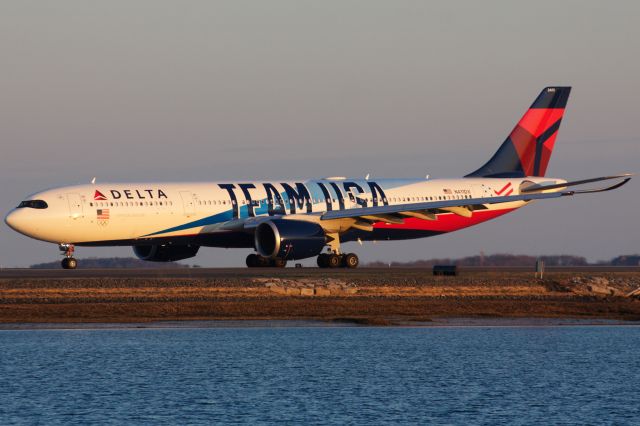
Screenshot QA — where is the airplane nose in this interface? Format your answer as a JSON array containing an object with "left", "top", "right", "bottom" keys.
[
  {"left": 5, "top": 210, "right": 17, "bottom": 230},
  {"left": 4, "top": 209, "right": 28, "bottom": 235}
]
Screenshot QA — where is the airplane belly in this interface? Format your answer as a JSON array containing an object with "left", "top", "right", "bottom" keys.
[{"left": 363, "top": 207, "right": 517, "bottom": 239}]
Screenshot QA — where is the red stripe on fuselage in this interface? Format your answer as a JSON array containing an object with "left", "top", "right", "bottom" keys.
[{"left": 373, "top": 207, "right": 516, "bottom": 233}]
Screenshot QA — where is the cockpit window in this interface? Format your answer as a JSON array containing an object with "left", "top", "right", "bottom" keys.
[{"left": 17, "top": 200, "right": 48, "bottom": 209}]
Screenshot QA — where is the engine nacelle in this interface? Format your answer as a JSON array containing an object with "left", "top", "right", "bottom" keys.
[
  {"left": 255, "top": 219, "right": 326, "bottom": 260},
  {"left": 133, "top": 244, "right": 200, "bottom": 262}
]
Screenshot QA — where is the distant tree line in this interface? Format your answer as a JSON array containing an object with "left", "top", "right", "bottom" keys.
[
  {"left": 608, "top": 255, "right": 640, "bottom": 266},
  {"left": 30, "top": 257, "right": 190, "bottom": 269},
  {"left": 365, "top": 254, "right": 640, "bottom": 268}
]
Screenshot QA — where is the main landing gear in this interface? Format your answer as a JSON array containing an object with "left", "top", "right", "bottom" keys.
[
  {"left": 59, "top": 244, "right": 77, "bottom": 270},
  {"left": 317, "top": 252, "right": 359, "bottom": 269},
  {"left": 246, "top": 253, "right": 287, "bottom": 268},
  {"left": 316, "top": 234, "right": 359, "bottom": 268}
]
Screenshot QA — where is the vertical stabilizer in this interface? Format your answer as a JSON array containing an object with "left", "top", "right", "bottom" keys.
[{"left": 466, "top": 87, "right": 571, "bottom": 177}]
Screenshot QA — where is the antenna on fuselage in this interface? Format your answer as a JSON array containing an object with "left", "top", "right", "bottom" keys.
[
  {"left": 91, "top": 177, "right": 97, "bottom": 184},
  {"left": 425, "top": 174, "right": 430, "bottom": 180},
  {"left": 365, "top": 173, "right": 370, "bottom": 180}
]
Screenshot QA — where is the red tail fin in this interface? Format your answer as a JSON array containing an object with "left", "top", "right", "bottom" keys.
[{"left": 466, "top": 87, "right": 571, "bottom": 177}]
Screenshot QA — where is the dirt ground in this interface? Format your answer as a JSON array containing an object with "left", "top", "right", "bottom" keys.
[{"left": 1, "top": 268, "right": 639, "bottom": 324}]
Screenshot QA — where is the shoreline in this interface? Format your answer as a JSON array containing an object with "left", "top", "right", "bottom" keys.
[
  {"left": 1, "top": 268, "right": 639, "bottom": 325},
  {"left": 2, "top": 317, "right": 639, "bottom": 331}
]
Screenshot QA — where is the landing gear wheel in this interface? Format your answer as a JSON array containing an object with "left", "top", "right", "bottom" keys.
[
  {"left": 343, "top": 253, "right": 359, "bottom": 269},
  {"left": 59, "top": 244, "right": 76, "bottom": 269},
  {"left": 327, "top": 254, "right": 342, "bottom": 268},
  {"left": 317, "top": 254, "right": 329, "bottom": 268},
  {"left": 246, "top": 254, "right": 259, "bottom": 268},
  {"left": 271, "top": 258, "right": 287, "bottom": 268},
  {"left": 247, "top": 254, "right": 273, "bottom": 267},
  {"left": 61, "top": 257, "right": 77, "bottom": 270},
  {"left": 257, "top": 256, "right": 272, "bottom": 267}
]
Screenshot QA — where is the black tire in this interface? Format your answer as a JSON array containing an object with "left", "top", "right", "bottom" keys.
[
  {"left": 257, "top": 255, "right": 271, "bottom": 267},
  {"left": 343, "top": 253, "right": 359, "bottom": 269},
  {"left": 327, "top": 254, "right": 341, "bottom": 268},
  {"left": 246, "top": 253, "right": 259, "bottom": 268},
  {"left": 61, "top": 258, "right": 77, "bottom": 270},
  {"left": 272, "top": 258, "right": 287, "bottom": 268},
  {"left": 317, "top": 254, "right": 329, "bottom": 268}
]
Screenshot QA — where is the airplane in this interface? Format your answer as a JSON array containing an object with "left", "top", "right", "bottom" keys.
[{"left": 4, "top": 87, "right": 632, "bottom": 269}]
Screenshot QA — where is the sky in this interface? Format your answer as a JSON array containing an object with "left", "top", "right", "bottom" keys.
[{"left": 0, "top": 0, "right": 638, "bottom": 267}]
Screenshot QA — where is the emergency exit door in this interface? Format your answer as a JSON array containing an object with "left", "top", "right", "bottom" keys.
[
  {"left": 66, "top": 193, "right": 83, "bottom": 219},
  {"left": 179, "top": 191, "right": 196, "bottom": 217}
]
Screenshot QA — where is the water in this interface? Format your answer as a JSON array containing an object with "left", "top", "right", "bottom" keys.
[{"left": 1, "top": 325, "right": 640, "bottom": 425}]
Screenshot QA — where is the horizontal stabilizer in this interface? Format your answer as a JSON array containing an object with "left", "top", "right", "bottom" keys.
[{"left": 521, "top": 174, "right": 633, "bottom": 193}]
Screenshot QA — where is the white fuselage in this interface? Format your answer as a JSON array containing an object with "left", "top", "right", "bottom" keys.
[{"left": 5, "top": 176, "right": 562, "bottom": 246}]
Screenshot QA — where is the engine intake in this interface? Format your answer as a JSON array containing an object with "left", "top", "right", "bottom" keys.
[
  {"left": 133, "top": 244, "right": 200, "bottom": 262},
  {"left": 255, "top": 219, "right": 326, "bottom": 260}
]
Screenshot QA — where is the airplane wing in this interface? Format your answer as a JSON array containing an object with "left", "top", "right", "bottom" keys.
[{"left": 320, "top": 174, "right": 632, "bottom": 223}]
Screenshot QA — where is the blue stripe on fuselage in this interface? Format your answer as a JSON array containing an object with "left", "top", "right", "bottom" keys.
[
  {"left": 143, "top": 209, "right": 234, "bottom": 236},
  {"left": 142, "top": 179, "right": 412, "bottom": 237}
]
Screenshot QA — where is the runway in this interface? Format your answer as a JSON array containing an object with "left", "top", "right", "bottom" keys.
[{"left": 1, "top": 265, "right": 638, "bottom": 279}]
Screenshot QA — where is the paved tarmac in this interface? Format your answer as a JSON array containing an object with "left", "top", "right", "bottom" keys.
[{"left": 0, "top": 266, "right": 637, "bottom": 279}]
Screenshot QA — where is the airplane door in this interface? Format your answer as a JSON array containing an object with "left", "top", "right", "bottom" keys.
[
  {"left": 66, "top": 193, "right": 84, "bottom": 219},
  {"left": 179, "top": 191, "right": 196, "bottom": 217}
]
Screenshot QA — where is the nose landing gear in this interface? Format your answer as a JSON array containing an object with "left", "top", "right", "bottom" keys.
[{"left": 59, "top": 244, "right": 77, "bottom": 270}]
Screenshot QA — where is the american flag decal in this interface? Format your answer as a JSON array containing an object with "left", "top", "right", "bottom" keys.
[{"left": 97, "top": 209, "right": 110, "bottom": 220}]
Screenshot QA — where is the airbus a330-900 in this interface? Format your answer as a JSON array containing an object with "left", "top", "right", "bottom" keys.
[{"left": 4, "top": 87, "right": 632, "bottom": 269}]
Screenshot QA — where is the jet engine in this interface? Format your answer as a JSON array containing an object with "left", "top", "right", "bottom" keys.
[
  {"left": 133, "top": 244, "right": 200, "bottom": 262},
  {"left": 255, "top": 219, "right": 326, "bottom": 260}
]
